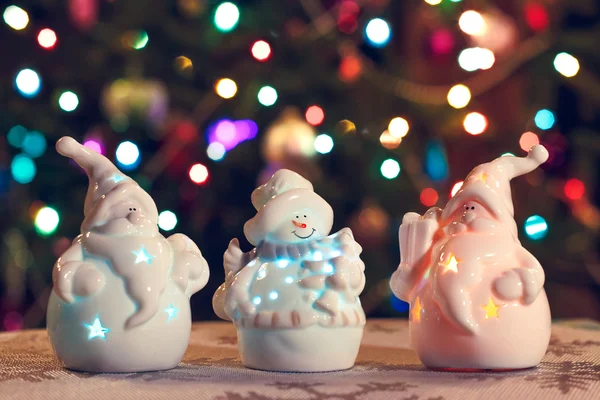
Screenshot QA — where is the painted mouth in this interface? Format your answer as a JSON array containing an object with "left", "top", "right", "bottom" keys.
[{"left": 292, "top": 228, "right": 316, "bottom": 239}]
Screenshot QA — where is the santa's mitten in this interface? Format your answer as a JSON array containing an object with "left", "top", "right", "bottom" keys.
[
  {"left": 53, "top": 260, "right": 105, "bottom": 303},
  {"left": 168, "top": 234, "right": 210, "bottom": 297},
  {"left": 494, "top": 268, "right": 542, "bottom": 304}
]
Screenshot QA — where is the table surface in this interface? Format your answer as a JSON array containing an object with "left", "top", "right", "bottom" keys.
[{"left": 1, "top": 319, "right": 599, "bottom": 400}]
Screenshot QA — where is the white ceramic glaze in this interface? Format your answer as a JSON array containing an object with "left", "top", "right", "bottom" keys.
[
  {"left": 390, "top": 145, "right": 552, "bottom": 370},
  {"left": 213, "top": 169, "right": 366, "bottom": 372},
  {"left": 47, "top": 137, "right": 209, "bottom": 372}
]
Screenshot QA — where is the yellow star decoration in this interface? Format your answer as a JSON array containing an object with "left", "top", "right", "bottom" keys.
[
  {"left": 482, "top": 297, "right": 501, "bottom": 319},
  {"left": 412, "top": 297, "right": 423, "bottom": 323},
  {"left": 442, "top": 254, "right": 459, "bottom": 274}
]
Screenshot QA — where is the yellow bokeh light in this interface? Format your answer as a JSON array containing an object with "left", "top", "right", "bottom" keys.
[
  {"left": 482, "top": 297, "right": 501, "bottom": 319},
  {"left": 215, "top": 78, "right": 237, "bottom": 99},
  {"left": 459, "top": 10, "right": 487, "bottom": 36},
  {"left": 463, "top": 112, "right": 488, "bottom": 135},
  {"left": 3, "top": 5, "right": 29, "bottom": 30},
  {"left": 447, "top": 84, "right": 471, "bottom": 109},
  {"left": 388, "top": 117, "right": 409, "bottom": 138},
  {"left": 379, "top": 130, "right": 402, "bottom": 149},
  {"left": 424, "top": 0, "right": 442, "bottom": 5}
]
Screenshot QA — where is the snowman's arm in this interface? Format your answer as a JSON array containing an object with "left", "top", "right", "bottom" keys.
[
  {"left": 513, "top": 247, "right": 545, "bottom": 304},
  {"left": 167, "top": 234, "right": 210, "bottom": 297},
  {"left": 224, "top": 238, "right": 256, "bottom": 277},
  {"left": 52, "top": 236, "right": 87, "bottom": 303}
]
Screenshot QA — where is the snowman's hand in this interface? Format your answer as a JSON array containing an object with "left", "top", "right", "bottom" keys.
[
  {"left": 168, "top": 234, "right": 210, "bottom": 297},
  {"left": 224, "top": 238, "right": 246, "bottom": 276},
  {"left": 503, "top": 247, "right": 545, "bottom": 304},
  {"left": 212, "top": 283, "right": 231, "bottom": 321}
]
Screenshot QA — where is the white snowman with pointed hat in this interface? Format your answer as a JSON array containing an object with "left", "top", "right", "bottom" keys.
[
  {"left": 47, "top": 137, "right": 210, "bottom": 372},
  {"left": 391, "top": 145, "right": 551, "bottom": 370},
  {"left": 213, "top": 169, "right": 366, "bottom": 372}
]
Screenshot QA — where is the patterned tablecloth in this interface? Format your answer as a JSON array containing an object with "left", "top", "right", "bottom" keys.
[{"left": 1, "top": 319, "right": 599, "bottom": 400}]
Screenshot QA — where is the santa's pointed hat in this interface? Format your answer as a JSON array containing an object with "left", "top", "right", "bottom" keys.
[
  {"left": 441, "top": 145, "right": 549, "bottom": 237},
  {"left": 56, "top": 137, "right": 158, "bottom": 231},
  {"left": 243, "top": 169, "right": 333, "bottom": 246}
]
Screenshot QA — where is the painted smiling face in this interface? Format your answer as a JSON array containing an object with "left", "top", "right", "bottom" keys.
[
  {"left": 268, "top": 209, "right": 327, "bottom": 244},
  {"left": 445, "top": 200, "right": 503, "bottom": 236}
]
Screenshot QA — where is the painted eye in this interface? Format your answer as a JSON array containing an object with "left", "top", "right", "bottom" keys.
[
  {"left": 471, "top": 206, "right": 475, "bottom": 210},
  {"left": 295, "top": 215, "right": 299, "bottom": 219},
  {"left": 303, "top": 215, "right": 307, "bottom": 218}
]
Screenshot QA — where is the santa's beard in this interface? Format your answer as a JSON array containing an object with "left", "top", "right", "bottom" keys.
[
  {"left": 445, "top": 213, "right": 504, "bottom": 237},
  {"left": 87, "top": 215, "right": 159, "bottom": 237}
]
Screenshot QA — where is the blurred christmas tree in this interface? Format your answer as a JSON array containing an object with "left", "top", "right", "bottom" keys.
[{"left": 1, "top": 0, "right": 599, "bottom": 330}]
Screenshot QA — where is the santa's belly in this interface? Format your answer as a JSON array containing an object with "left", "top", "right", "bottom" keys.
[
  {"left": 47, "top": 259, "right": 191, "bottom": 372},
  {"left": 409, "top": 267, "right": 551, "bottom": 369}
]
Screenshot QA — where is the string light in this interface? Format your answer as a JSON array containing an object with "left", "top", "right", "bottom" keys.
[
  {"left": 447, "top": 84, "right": 471, "bottom": 109},
  {"left": 534, "top": 109, "right": 555, "bottom": 130},
  {"left": 564, "top": 178, "right": 585, "bottom": 201},
  {"left": 207, "top": 142, "right": 226, "bottom": 161},
  {"left": 502, "top": 152, "right": 515, "bottom": 157},
  {"left": 314, "top": 134, "right": 334, "bottom": 154},
  {"left": 450, "top": 181, "right": 464, "bottom": 197},
  {"left": 158, "top": 210, "right": 178, "bottom": 231},
  {"left": 58, "top": 91, "right": 79, "bottom": 112},
  {"left": 83, "top": 139, "right": 104, "bottom": 155},
  {"left": 174, "top": 56, "right": 193, "bottom": 76},
  {"left": 420, "top": 188, "right": 439, "bottom": 206},
  {"left": 379, "top": 131, "right": 401, "bottom": 149},
  {"left": 34, "top": 206, "right": 60, "bottom": 236},
  {"left": 388, "top": 117, "right": 409, "bottom": 138},
  {"left": 365, "top": 18, "right": 391, "bottom": 47},
  {"left": 305, "top": 105, "right": 325, "bottom": 126},
  {"left": 257, "top": 85, "right": 277, "bottom": 106},
  {"left": 11, "top": 154, "right": 36, "bottom": 184},
  {"left": 7, "top": 125, "right": 27, "bottom": 148},
  {"left": 463, "top": 112, "right": 488, "bottom": 135},
  {"left": 525, "top": 3, "right": 549, "bottom": 32},
  {"left": 3, "top": 5, "right": 28, "bottom": 30},
  {"left": 115, "top": 141, "right": 140, "bottom": 169},
  {"left": 554, "top": 52, "right": 580, "bottom": 78},
  {"left": 15, "top": 68, "right": 41, "bottom": 98},
  {"left": 215, "top": 78, "right": 237, "bottom": 99},
  {"left": 380, "top": 159, "right": 401, "bottom": 179},
  {"left": 519, "top": 131, "right": 540, "bottom": 151},
  {"left": 458, "top": 47, "right": 495, "bottom": 71},
  {"left": 214, "top": 2, "right": 240, "bottom": 32},
  {"left": 524, "top": 215, "right": 548, "bottom": 240},
  {"left": 459, "top": 10, "right": 486, "bottom": 36},
  {"left": 133, "top": 31, "right": 148, "bottom": 49},
  {"left": 189, "top": 163, "right": 209, "bottom": 184},
  {"left": 22, "top": 131, "right": 46, "bottom": 158},
  {"left": 251, "top": 40, "right": 271, "bottom": 61},
  {"left": 37, "top": 28, "right": 57, "bottom": 49},
  {"left": 424, "top": 0, "right": 442, "bottom": 5}
]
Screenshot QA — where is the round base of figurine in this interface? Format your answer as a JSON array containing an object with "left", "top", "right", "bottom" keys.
[
  {"left": 428, "top": 366, "right": 534, "bottom": 373},
  {"left": 237, "top": 325, "right": 363, "bottom": 372}
]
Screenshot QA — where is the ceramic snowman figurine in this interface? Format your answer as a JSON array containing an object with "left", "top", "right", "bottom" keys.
[
  {"left": 213, "top": 169, "right": 366, "bottom": 372},
  {"left": 47, "top": 137, "right": 210, "bottom": 372},
  {"left": 390, "top": 145, "right": 551, "bottom": 370}
]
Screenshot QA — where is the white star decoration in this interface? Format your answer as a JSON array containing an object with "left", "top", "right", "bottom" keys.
[
  {"left": 84, "top": 317, "right": 109, "bottom": 340},
  {"left": 108, "top": 173, "right": 126, "bottom": 183},
  {"left": 133, "top": 246, "right": 154, "bottom": 264},
  {"left": 165, "top": 304, "right": 178, "bottom": 322}
]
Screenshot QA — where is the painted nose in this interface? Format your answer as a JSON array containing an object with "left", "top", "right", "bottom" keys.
[
  {"left": 292, "top": 220, "right": 307, "bottom": 229},
  {"left": 461, "top": 211, "right": 476, "bottom": 224}
]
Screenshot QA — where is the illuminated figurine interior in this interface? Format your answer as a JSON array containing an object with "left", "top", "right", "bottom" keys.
[
  {"left": 47, "top": 137, "right": 210, "bottom": 373},
  {"left": 390, "top": 145, "right": 552, "bottom": 370},
  {"left": 213, "top": 169, "right": 367, "bottom": 372}
]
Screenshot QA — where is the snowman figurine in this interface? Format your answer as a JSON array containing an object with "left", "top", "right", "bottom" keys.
[
  {"left": 390, "top": 145, "right": 551, "bottom": 370},
  {"left": 47, "top": 137, "right": 210, "bottom": 372},
  {"left": 213, "top": 169, "right": 366, "bottom": 372}
]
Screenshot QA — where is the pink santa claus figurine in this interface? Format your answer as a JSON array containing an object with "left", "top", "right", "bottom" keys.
[
  {"left": 390, "top": 145, "right": 551, "bottom": 370},
  {"left": 213, "top": 169, "right": 366, "bottom": 372},
  {"left": 47, "top": 137, "right": 210, "bottom": 372}
]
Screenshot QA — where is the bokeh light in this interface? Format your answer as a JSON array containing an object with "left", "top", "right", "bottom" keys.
[
  {"left": 425, "top": 141, "right": 448, "bottom": 181},
  {"left": 207, "top": 142, "right": 226, "bottom": 161},
  {"left": 420, "top": 188, "right": 439, "bottom": 206},
  {"left": 251, "top": 40, "right": 271, "bottom": 61},
  {"left": 115, "top": 141, "right": 140, "bottom": 168},
  {"left": 447, "top": 84, "right": 471, "bottom": 109},
  {"left": 3, "top": 5, "right": 28, "bottom": 30},
  {"left": 133, "top": 31, "right": 148, "bottom": 49},
  {"left": 564, "top": 178, "right": 585, "bottom": 201},
  {"left": 214, "top": 2, "right": 240, "bottom": 32},
  {"left": 519, "top": 131, "right": 540, "bottom": 152},
  {"left": 365, "top": 18, "right": 391, "bottom": 47},
  {"left": 37, "top": 28, "right": 57, "bottom": 49},
  {"left": 524, "top": 215, "right": 548, "bottom": 240},
  {"left": 424, "top": 0, "right": 442, "bottom": 5},
  {"left": 314, "top": 134, "right": 334, "bottom": 154},
  {"left": 534, "top": 109, "right": 555, "bottom": 130},
  {"left": 58, "top": 91, "right": 79, "bottom": 112},
  {"left": 22, "top": 131, "right": 46, "bottom": 158},
  {"left": 450, "top": 181, "right": 464, "bottom": 197},
  {"left": 388, "top": 117, "right": 409, "bottom": 138},
  {"left": 305, "top": 105, "right": 325, "bottom": 126},
  {"left": 7, "top": 125, "right": 27, "bottom": 148},
  {"left": 430, "top": 28, "right": 454, "bottom": 55},
  {"left": 174, "top": 55, "right": 193, "bottom": 76},
  {"left": 257, "top": 85, "right": 277, "bottom": 106},
  {"left": 189, "top": 163, "right": 209, "bottom": 184},
  {"left": 463, "top": 112, "right": 488, "bottom": 135},
  {"left": 158, "top": 210, "right": 178, "bottom": 231},
  {"left": 379, "top": 131, "right": 402, "bottom": 149},
  {"left": 3, "top": 311, "right": 23, "bottom": 331},
  {"left": 11, "top": 154, "right": 36, "bottom": 184},
  {"left": 15, "top": 68, "right": 41, "bottom": 98},
  {"left": 458, "top": 47, "right": 495, "bottom": 71},
  {"left": 459, "top": 10, "right": 486, "bottom": 36},
  {"left": 35, "top": 206, "right": 60, "bottom": 236},
  {"left": 215, "top": 78, "right": 237, "bottom": 99},
  {"left": 553, "top": 52, "right": 580, "bottom": 78},
  {"left": 83, "top": 139, "right": 104, "bottom": 155},
  {"left": 525, "top": 3, "right": 549, "bottom": 32},
  {"left": 380, "top": 159, "right": 401, "bottom": 180}
]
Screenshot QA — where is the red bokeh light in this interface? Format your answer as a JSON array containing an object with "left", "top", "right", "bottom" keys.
[
  {"left": 189, "top": 163, "right": 209, "bottom": 184},
  {"left": 305, "top": 105, "right": 325, "bottom": 126},
  {"left": 251, "top": 40, "right": 271, "bottom": 61},
  {"left": 564, "top": 178, "right": 585, "bottom": 201},
  {"left": 38, "top": 28, "right": 57, "bottom": 49},
  {"left": 420, "top": 188, "right": 439, "bottom": 207},
  {"left": 430, "top": 29, "right": 454, "bottom": 55},
  {"left": 339, "top": 56, "right": 362, "bottom": 82},
  {"left": 525, "top": 3, "right": 549, "bottom": 32},
  {"left": 519, "top": 131, "right": 540, "bottom": 152}
]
